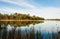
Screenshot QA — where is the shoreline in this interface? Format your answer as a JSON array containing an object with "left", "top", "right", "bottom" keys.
[
  {"left": 0, "top": 19, "right": 44, "bottom": 22},
  {"left": 0, "top": 20, "right": 33, "bottom": 21}
]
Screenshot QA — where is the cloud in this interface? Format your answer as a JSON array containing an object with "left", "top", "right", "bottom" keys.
[
  {"left": 0, "top": 7, "right": 33, "bottom": 15},
  {"left": 26, "top": 7, "right": 60, "bottom": 19},
  {"left": 40, "top": 7, "right": 60, "bottom": 13},
  {"left": 0, "top": 7, "right": 24, "bottom": 14},
  {"left": 37, "top": 7, "right": 60, "bottom": 19},
  {"left": 0, "top": 7, "right": 60, "bottom": 19},
  {"left": 0, "top": 0, "right": 36, "bottom": 9}
]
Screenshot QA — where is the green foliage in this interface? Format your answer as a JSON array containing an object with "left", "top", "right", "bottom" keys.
[{"left": 0, "top": 13, "right": 44, "bottom": 20}]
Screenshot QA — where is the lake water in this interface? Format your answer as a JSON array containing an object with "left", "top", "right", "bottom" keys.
[{"left": 0, "top": 20, "right": 60, "bottom": 39}]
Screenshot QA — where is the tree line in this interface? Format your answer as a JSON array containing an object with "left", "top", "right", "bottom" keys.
[{"left": 0, "top": 13, "right": 44, "bottom": 20}]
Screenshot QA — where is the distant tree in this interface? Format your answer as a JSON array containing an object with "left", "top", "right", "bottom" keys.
[{"left": 0, "top": 13, "right": 44, "bottom": 20}]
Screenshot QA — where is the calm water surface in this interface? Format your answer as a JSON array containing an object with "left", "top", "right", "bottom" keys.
[{"left": 0, "top": 20, "right": 60, "bottom": 39}]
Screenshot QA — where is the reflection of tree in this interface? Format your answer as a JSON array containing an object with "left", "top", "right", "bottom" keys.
[{"left": 0, "top": 21, "right": 44, "bottom": 26}]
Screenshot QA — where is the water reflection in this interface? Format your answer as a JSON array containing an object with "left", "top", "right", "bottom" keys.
[
  {"left": 0, "top": 21, "right": 44, "bottom": 26},
  {"left": 0, "top": 21, "right": 60, "bottom": 39}
]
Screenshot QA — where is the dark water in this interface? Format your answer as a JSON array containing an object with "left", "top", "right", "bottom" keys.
[{"left": 0, "top": 20, "right": 60, "bottom": 39}]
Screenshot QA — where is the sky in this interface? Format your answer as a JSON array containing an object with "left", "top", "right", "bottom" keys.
[{"left": 0, "top": 0, "right": 60, "bottom": 19}]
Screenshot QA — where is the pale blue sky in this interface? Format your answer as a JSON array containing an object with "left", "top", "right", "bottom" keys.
[{"left": 0, "top": 0, "right": 60, "bottom": 19}]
